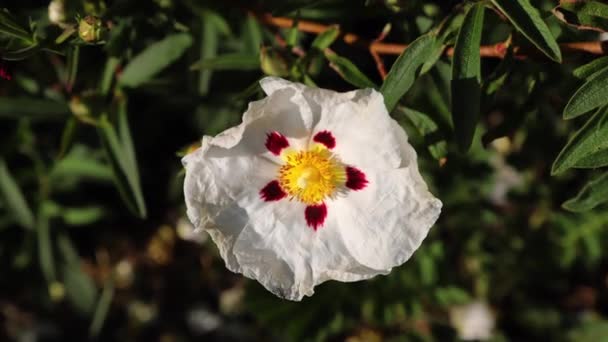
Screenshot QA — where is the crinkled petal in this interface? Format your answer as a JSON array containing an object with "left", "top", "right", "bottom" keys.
[
  {"left": 228, "top": 194, "right": 386, "bottom": 301},
  {"left": 307, "top": 87, "right": 404, "bottom": 169},
  {"left": 330, "top": 166, "right": 441, "bottom": 271}
]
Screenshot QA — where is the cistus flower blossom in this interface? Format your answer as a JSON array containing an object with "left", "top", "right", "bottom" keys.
[{"left": 183, "top": 77, "right": 442, "bottom": 301}]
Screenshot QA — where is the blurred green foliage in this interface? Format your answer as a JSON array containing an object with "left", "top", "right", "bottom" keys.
[{"left": 2, "top": 0, "right": 608, "bottom": 341}]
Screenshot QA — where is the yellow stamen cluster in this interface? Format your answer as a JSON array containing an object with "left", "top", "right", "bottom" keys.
[{"left": 278, "top": 145, "right": 346, "bottom": 205}]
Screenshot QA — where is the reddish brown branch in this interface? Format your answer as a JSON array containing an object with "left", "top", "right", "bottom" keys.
[{"left": 255, "top": 12, "right": 607, "bottom": 59}]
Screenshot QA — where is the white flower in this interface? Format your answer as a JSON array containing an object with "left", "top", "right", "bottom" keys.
[
  {"left": 449, "top": 301, "right": 495, "bottom": 341},
  {"left": 48, "top": 0, "right": 67, "bottom": 26},
  {"left": 182, "top": 77, "right": 442, "bottom": 301}
]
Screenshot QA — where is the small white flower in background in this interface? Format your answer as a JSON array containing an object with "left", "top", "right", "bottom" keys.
[
  {"left": 48, "top": 0, "right": 67, "bottom": 27},
  {"left": 183, "top": 77, "right": 442, "bottom": 301},
  {"left": 449, "top": 301, "right": 495, "bottom": 341}
]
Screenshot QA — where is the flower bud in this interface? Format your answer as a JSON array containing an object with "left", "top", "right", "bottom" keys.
[
  {"left": 260, "top": 47, "right": 289, "bottom": 77},
  {"left": 78, "top": 15, "right": 104, "bottom": 43}
]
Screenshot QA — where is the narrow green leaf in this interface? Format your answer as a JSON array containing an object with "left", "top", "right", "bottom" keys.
[
  {"left": 50, "top": 146, "right": 114, "bottom": 185},
  {"left": 89, "top": 277, "right": 115, "bottom": 338},
  {"left": 119, "top": 33, "right": 193, "bottom": 88},
  {"left": 57, "top": 118, "right": 78, "bottom": 159},
  {"left": 62, "top": 206, "right": 106, "bottom": 226},
  {"left": 573, "top": 56, "right": 608, "bottom": 80},
  {"left": 0, "top": 159, "right": 35, "bottom": 229},
  {"left": 66, "top": 45, "right": 79, "bottom": 91},
  {"left": 98, "top": 116, "right": 146, "bottom": 218},
  {"left": 199, "top": 13, "right": 218, "bottom": 95},
  {"left": 380, "top": 34, "right": 438, "bottom": 112},
  {"left": 312, "top": 26, "right": 339, "bottom": 50},
  {"left": 578, "top": 1, "right": 608, "bottom": 18},
  {"left": 564, "top": 66, "right": 608, "bottom": 119},
  {"left": 0, "top": 97, "right": 69, "bottom": 120},
  {"left": 563, "top": 172, "right": 608, "bottom": 212},
  {"left": 398, "top": 107, "right": 447, "bottom": 160},
  {"left": 100, "top": 57, "right": 120, "bottom": 96},
  {"left": 492, "top": 0, "right": 562, "bottom": 62},
  {"left": 58, "top": 233, "right": 97, "bottom": 315},
  {"left": 451, "top": 3, "right": 485, "bottom": 151},
  {"left": 325, "top": 52, "right": 377, "bottom": 89},
  {"left": 573, "top": 149, "right": 608, "bottom": 168},
  {"left": 243, "top": 15, "right": 263, "bottom": 54},
  {"left": 37, "top": 204, "right": 56, "bottom": 283},
  {"left": 191, "top": 54, "right": 260, "bottom": 70},
  {"left": 552, "top": 106, "right": 608, "bottom": 174}
]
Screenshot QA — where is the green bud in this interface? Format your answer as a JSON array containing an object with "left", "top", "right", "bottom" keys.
[
  {"left": 78, "top": 15, "right": 104, "bottom": 43},
  {"left": 260, "top": 47, "right": 290, "bottom": 77}
]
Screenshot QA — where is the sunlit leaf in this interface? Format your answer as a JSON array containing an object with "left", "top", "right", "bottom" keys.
[
  {"left": 564, "top": 65, "right": 608, "bottom": 119},
  {"left": 380, "top": 34, "right": 438, "bottom": 112},
  {"left": 492, "top": 0, "right": 562, "bottom": 62},
  {"left": 552, "top": 106, "right": 608, "bottom": 174},
  {"left": 325, "top": 51, "right": 377, "bottom": 89},
  {"left": 563, "top": 172, "right": 608, "bottom": 212},
  {"left": 451, "top": 3, "right": 485, "bottom": 151}
]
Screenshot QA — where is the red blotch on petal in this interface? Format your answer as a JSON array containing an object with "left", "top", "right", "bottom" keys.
[
  {"left": 305, "top": 203, "right": 327, "bottom": 231},
  {"left": 313, "top": 130, "right": 336, "bottom": 149},
  {"left": 0, "top": 63, "right": 12, "bottom": 81},
  {"left": 345, "top": 166, "right": 368, "bottom": 191},
  {"left": 260, "top": 180, "right": 287, "bottom": 201},
  {"left": 265, "top": 131, "right": 290, "bottom": 155}
]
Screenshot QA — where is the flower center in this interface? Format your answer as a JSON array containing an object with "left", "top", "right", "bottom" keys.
[{"left": 278, "top": 145, "right": 346, "bottom": 205}]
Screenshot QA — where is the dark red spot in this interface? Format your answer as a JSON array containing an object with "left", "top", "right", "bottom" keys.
[
  {"left": 0, "top": 62, "right": 12, "bottom": 81},
  {"left": 345, "top": 166, "right": 368, "bottom": 191},
  {"left": 260, "top": 180, "right": 287, "bottom": 202},
  {"left": 265, "top": 131, "right": 289, "bottom": 155},
  {"left": 313, "top": 130, "right": 336, "bottom": 149},
  {"left": 305, "top": 203, "right": 327, "bottom": 231}
]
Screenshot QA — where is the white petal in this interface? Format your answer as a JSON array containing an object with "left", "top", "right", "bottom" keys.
[
  {"left": 223, "top": 194, "right": 384, "bottom": 301},
  {"left": 330, "top": 165, "right": 442, "bottom": 271},
  {"left": 309, "top": 88, "right": 404, "bottom": 169}
]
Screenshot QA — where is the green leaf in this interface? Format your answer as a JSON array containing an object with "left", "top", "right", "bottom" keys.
[
  {"left": 37, "top": 204, "right": 56, "bottom": 283},
  {"left": 199, "top": 12, "right": 219, "bottom": 95},
  {"left": 451, "top": 3, "right": 485, "bottom": 151},
  {"left": 380, "top": 34, "right": 438, "bottom": 112},
  {"left": 50, "top": 146, "right": 114, "bottom": 186},
  {"left": 563, "top": 172, "right": 608, "bottom": 212},
  {"left": 573, "top": 56, "right": 608, "bottom": 80},
  {"left": 312, "top": 26, "right": 340, "bottom": 50},
  {"left": 552, "top": 106, "right": 608, "bottom": 174},
  {"left": 119, "top": 33, "right": 193, "bottom": 88},
  {"left": 564, "top": 66, "right": 608, "bottom": 119},
  {"left": 58, "top": 233, "right": 97, "bottom": 315},
  {"left": 191, "top": 54, "right": 260, "bottom": 70},
  {"left": 573, "top": 149, "right": 608, "bottom": 168},
  {"left": 0, "top": 97, "right": 69, "bottom": 120},
  {"left": 243, "top": 15, "right": 263, "bottom": 54},
  {"left": 100, "top": 57, "right": 120, "bottom": 96},
  {"left": 98, "top": 115, "right": 146, "bottom": 218},
  {"left": 89, "top": 277, "right": 115, "bottom": 337},
  {"left": 66, "top": 45, "right": 79, "bottom": 92},
  {"left": 325, "top": 52, "right": 377, "bottom": 89},
  {"left": 398, "top": 106, "right": 447, "bottom": 160},
  {"left": 62, "top": 206, "right": 106, "bottom": 226},
  {"left": 492, "top": 0, "right": 562, "bottom": 62},
  {"left": 0, "top": 159, "right": 35, "bottom": 229}
]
